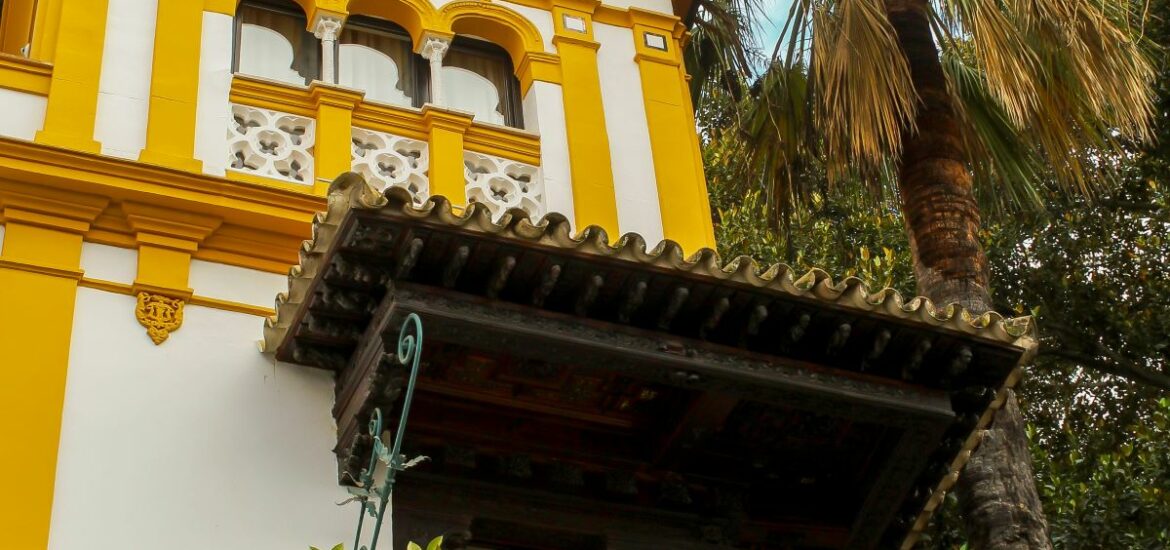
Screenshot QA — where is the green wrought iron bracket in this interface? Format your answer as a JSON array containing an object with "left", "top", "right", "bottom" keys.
[{"left": 349, "top": 313, "right": 425, "bottom": 550}]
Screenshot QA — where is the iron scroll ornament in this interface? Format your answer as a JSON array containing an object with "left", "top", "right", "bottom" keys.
[{"left": 350, "top": 313, "right": 425, "bottom": 550}]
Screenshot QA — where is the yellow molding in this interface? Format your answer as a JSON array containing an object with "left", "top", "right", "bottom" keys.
[
  {"left": 225, "top": 168, "right": 320, "bottom": 196},
  {"left": 123, "top": 201, "right": 223, "bottom": 244},
  {"left": 0, "top": 183, "right": 109, "bottom": 226},
  {"left": 440, "top": 1, "right": 546, "bottom": 76},
  {"left": 625, "top": 6, "right": 681, "bottom": 29},
  {"left": 0, "top": 137, "right": 319, "bottom": 269},
  {"left": 464, "top": 124, "right": 542, "bottom": 166},
  {"left": 309, "top": 80, "right": 365, "bottom": 108},
  {"left": 2, "top": 207, "right": 92, "bottom": 234},
  {"left": 230, "top": 75, "right": 318, "bottom": 118},
  {"left": 0, "top": 257, "right": 84, "bottom": 280},
  {"left": 80, "top": 277, "right": 277, "bottom": 317},
  {"left": 592, "top": 5, "right": 629, "bottom": 26},
  {"left": 347, "top": 0, "right": 439, "bottom": 49},
  {"left": 124, "top": 201, "right": 216, "bottom": 302},
  {"left": 487, "top": 0, "right": 655, "bottom": 29},
  {"left": 516, "top": 51, "right": 563, "bottom": 93},
  {"left": 351, "top": 102, "right": 429, "bottom": 141},
  {"left": 0, "top": 54, "right": 52, "bottom": 95},
  {"left": 204, "top": 0, "right": 238, "bottom": 16}
]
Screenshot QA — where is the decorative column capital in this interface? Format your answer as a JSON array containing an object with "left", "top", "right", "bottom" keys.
[
  {"left": 312, "top": 14, "right": 343, "bottom": 41},
  {"left": 419, "top": 34, "right": 451, "bottom": 61}
]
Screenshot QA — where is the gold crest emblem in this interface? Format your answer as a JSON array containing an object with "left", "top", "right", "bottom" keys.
[{"left": 135, "top": 292, "right": 185, "bottom": 345}]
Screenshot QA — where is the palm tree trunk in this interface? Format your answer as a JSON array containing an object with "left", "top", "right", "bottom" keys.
[{"left": 882, "top": 1, "right": 1052, "bottom": 548}]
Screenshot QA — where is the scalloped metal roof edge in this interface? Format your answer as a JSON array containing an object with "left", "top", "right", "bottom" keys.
[
  {"left": 261, "top": 172, "right": 1039, "bottom": 356},
  {"left": 258, "top": 173, "right": 1040, "bottom": 546}
]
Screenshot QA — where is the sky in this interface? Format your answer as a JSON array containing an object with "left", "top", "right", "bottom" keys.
[{"left": 755, "top": 0, "right": 795, "bottom": 58}]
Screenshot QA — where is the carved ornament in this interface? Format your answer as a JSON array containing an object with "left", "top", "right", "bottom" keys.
[{"left": 135, "top": 292, "right": 185, "bottom": 345}]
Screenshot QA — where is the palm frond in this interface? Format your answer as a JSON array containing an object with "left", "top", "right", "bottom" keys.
[
  {"left": 810, "top": 0, "right": 917, "bottom": 178},
  {"left": 686, "top": 0, "right": 764, "bottom": 109},
  {"left": 938, "top": 0, "right": 1156, "bottom": 198}
]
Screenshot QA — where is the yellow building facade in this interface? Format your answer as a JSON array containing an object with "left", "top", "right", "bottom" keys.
[{"left": 0, "top": 0, "right": 714, "bottom": 547}]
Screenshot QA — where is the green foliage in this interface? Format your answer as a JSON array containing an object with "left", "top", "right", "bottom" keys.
[
  {"left": 406, "top": 536, "right": 443, "bottom": 550},
  {"left": 1031, "top": 396, "right": 1170, "bottom": 548},
  {"left": 310, "top": 538, "right": 442, "bottom": 550}
]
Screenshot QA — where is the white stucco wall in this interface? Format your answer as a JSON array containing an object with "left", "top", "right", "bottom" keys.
[
  {"left": 594, "top": 23, "right": 664, "bottom": 245},
  {"left": 50, "top": 289, "right": 361, "bottom": 550},
  {"left": 193, "top": 11, "right": 234, "bottom": 176},
  {"left": 497, "top": 1, "right": 556, "bottom": 52},
  {"left": 79, "top": 243, "right": 138, "bottom": 284},
  {"left": 189, "top": 259, "right": 287, "bottom": 307},
  {"left": 523, "top": 82, "right": 575, "bottom": 227},
  {"left": 94, "top": 0, "right": 159, "bottom": 160},
  {"left": 0, "top": 88, "right": 47, "bottom": 140}
]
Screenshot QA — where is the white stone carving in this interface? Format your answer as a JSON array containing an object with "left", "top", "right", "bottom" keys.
[
  {"left": 351, "top": 127, "right": 429, "bottom": 204},
  {"left": 463, "top": 151, "right": 545, "bottom": 220},
  {"left": 420, "top": 35, "right": 451, "bottom": 105},
  {"left": 227, "top": 104, "right": 316, "bottom": 184},
  {"left": 313, "top": 16, "right": 342, "bottom": 85}
]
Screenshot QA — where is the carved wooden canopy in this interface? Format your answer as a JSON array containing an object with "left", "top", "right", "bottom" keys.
[{"left": 264, "top": 175, "right": 1037, "bottom": 550}]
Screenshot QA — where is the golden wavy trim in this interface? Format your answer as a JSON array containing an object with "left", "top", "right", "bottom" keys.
[{"left": 263, "top": 173, "right": 1038, "bottom": 354}]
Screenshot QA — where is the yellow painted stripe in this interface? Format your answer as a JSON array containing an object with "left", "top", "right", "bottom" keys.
[
  {"left": 629, "top": 9, "right": 715, "bottom": 253},
  {"left": 139, "top": 0, "right": 204, "bottom": 171},
  {"left": 550, "top": 4, "right": 619, "bottom": 236},
  {"left": 34, "top": 0, "right": 108, "bottom": 153},
  {"left": 0, "top": 54, "right": 52, "bottom": 95},
  {"left": 0, "top": 195, "right": 104, "bottom": 549}
]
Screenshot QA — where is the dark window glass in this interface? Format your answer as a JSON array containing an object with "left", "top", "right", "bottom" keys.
[
  {"left": 337, "top": 16, "right": 428, "bottom": 108},
  {"left": 233, "top": 0, "right": 318, "bottom": 86},
  {"left": 444, "top": 36, "right": 523, "bottom": 128}
]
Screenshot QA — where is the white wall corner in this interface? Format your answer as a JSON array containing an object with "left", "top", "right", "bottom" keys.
[
  {"left": 194, "top": 11, "right": 235, "bottom": 176},
  {"left": 93, "top": 0, "right": 160, "bottom": 160},
  {"left": 524, "top": 82, "right": 575, "bottom": 229}
]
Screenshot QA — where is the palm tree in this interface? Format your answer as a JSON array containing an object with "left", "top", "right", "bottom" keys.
[{"left": 686, "top": 0, "right": 1157, "bottom": 547}]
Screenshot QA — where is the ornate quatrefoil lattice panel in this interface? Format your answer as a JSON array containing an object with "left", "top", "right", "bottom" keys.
[
  {"left": 227, "top": 104, "right": 316, "bottom": 184},
  {"left": 463, "top": 151, "right": 545, "bottom": 221},
  {"left": 351, "top": 127, "right": 430, "bottom": 205}
]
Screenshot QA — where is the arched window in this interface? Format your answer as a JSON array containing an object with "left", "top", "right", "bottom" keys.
[
  {"left": 444, "top": 36, "right": 523, "bottom": 128},
  {"left": 233, "top": 0, "right": 318, "bottom": 86},
  {"left": 336, "top": 16, "right": 427, "bottom": 108}
]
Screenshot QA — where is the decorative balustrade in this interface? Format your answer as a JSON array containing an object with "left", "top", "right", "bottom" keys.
[
  {"left": 464, "top": 151, "right": 545, "bottom": 221},
  {"left": 225, "top": 90, "right": 547, "bottom": 222},
  {"left": 227, "top": 104, "right": 316, "bottom": 184},
  {"left": 350, "top": 127, "right": 430, "bottom": 205}
]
